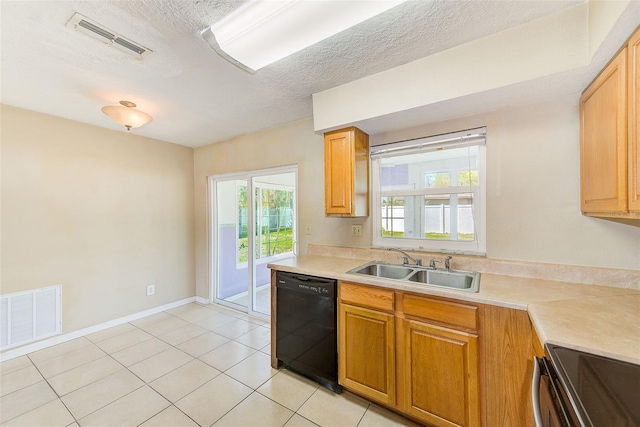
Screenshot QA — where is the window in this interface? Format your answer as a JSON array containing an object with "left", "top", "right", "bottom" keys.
[{"left": 371, "top": 128, "right": 486, "bottom": 254}]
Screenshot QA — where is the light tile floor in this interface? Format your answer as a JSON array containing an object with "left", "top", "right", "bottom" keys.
[
  {"left": 0, "top": 302, "right": 419, "bottom": 427},
  {"left": 222, "top": 286, "right": 271, "bottom": 316}
]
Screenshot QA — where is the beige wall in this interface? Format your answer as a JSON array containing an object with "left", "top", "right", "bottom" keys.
[
  {"left": 193, "top": 119, "right": 361, "bottom": 299},
  {"left": 1, "top": 105, "right": 196, "bottom": 333},
  {"left": 7, "top": 94, "right": 631, "bottom": 316},
  {"left": 194, "top": 95, "right": 639, "bottom": 300}
]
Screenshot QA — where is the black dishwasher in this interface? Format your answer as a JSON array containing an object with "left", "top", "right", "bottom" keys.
[{"left": 275, "top": 271, "right": 342, "bottom": 393}]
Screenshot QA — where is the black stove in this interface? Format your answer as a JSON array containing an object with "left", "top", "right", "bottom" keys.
[{"left": 539, "top": 344, "right": 640, "bottom": 427}]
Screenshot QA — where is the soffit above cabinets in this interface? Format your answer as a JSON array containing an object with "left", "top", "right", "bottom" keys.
[{"left": 313, "top": 1, "right": 640, "bottom": 135}]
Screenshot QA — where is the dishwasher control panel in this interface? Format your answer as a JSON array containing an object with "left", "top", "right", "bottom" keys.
[
  {"left": 296, "top": 283, "right": 331, "bottom": 294},
  {"left": 275, "top": 272, "right": 336, "bottom": 299}
]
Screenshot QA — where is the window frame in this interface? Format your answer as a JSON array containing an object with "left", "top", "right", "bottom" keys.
[{"left": 371, "top": 128, "right": 487, "bottom": 255}]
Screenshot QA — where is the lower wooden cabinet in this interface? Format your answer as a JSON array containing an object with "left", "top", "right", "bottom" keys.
[
  {"left": 338, "top": 281, "right": 482, "bottom": 427},
  {"left": 268, "top": 274, "right": 539, "bottom": 427},
  {"left": 401, "top": 319, "right": 480, "bottom": 427},
  {"left": 338, "top": 303, "right": 396, "bottom": 405},
  {"left": 483, "top": 305, "right": 535, "bottom": 427}
]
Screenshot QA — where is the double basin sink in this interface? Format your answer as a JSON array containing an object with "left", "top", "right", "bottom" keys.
[{"left": 347, "top": 261, "right": 480, "bottom": 292}]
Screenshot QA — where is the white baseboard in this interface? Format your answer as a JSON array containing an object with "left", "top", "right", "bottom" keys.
[
  {"left": 195, "top": 296, "right": 210, "bottom": 304},
  {"left": 0, "top": 297, "right": 196, "bottom": 362}
]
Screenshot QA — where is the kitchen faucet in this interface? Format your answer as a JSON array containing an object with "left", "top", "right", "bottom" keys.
[
  {"left": 387, "top": 248, "right": 422, "bottom": 266},
  {"left": 429, "top": 256, "right": 453, "bottom": 270},
  {"left": 444, "top": 255, "right": 453, "bottom": 271}
]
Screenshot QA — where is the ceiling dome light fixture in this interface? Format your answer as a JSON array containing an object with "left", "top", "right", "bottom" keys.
[{"left": 101, "top": 100, "right": 153, "bottom": 131}]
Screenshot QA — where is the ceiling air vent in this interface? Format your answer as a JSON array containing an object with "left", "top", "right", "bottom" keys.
[{"left": 65, "top": 12, "right": 152, "bottom": 59}]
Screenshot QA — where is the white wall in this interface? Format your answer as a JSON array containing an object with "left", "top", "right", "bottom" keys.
[
  {"left": 588, "top": 0, "right": 632, "bottom": 58},
  {"left": 372, "top": 95, "right": 640, "bottom": 270},
  {"left": 1, "top": 105, "right": 196, "bottom": 333}
]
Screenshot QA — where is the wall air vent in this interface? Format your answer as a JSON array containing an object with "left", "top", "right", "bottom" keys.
[
  {"left": 1, "top": 286, "right": 61, "bottom": 350},
  {"left": 65, "top": 12, "right": 153, "bottom": 59}
]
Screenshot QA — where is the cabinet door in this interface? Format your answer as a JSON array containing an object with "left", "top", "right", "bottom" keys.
[
  {"left": 338, "top": 303, "right": 395, "bottom": 405},
  {"left": 402, "top": 318, "right": 479, "bottom": 427},
  {"left": 484, "top": 305, "right": 534, "bottom": 427},
  {"left": 325, "top": 130, "right": 354, "bottom": 215},
  {"left": 629, "top": 29, "right": 640, "bottom": 212},
  {"left": 580, "top": 48, "right": 628, "bottom": 215}
]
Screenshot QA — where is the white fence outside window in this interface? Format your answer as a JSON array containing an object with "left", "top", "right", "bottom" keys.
[{"left": 381, "top": 206, "right": 474, "bottom": 235}]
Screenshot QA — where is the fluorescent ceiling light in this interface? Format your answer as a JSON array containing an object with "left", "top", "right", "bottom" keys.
[{"left": 202, "top": 0, "right": 407, "bottom": 73}]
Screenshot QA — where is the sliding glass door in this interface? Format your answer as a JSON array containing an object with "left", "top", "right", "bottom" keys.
[
  {"left": 213, "top": 177, "right": 250, "bottom": 311},
  {"left": 210, "top": 166, "right": 296, "bottom": 318}
]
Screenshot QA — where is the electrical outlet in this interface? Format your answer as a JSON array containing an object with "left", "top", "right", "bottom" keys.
[
  {"left": 146, "top": 285, "right": 155, "bottom": 296},
  {"left": 305, "top": 225, "right": 312, "bottom": 235},
  {"left": 351, "top": 225, "right": 362, "bottom": 237}
]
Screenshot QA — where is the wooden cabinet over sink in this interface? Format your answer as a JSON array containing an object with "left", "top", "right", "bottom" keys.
[
  {"left": 580, "top": 26, "right": 640, "bottom": 219},
  {"left": 324, "top": 127, "right": 369, "bottom": 217}
]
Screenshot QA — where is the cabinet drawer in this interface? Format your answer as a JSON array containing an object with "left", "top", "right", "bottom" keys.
[
  {"left": 402, "top": 294, "right": 478, "bottom": 331},
  {"left": 339, "top": 282, "right": 394, "bottom": 312}
]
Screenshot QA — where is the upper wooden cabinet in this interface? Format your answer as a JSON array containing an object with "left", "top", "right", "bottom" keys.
[
  {"left": 628, "top": 29, "right": 640, "bottom": 212},
  {"left": 324, "top": 127, "right": 369, "bottom": 217},
  {"left": 580, "top": 27, "right": 640, "bottom": 219}
]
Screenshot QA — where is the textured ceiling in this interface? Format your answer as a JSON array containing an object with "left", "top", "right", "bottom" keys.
[{"left": 1, "top": 0, "right": 585, "bottom": 147}]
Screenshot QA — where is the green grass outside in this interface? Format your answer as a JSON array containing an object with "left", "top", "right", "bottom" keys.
[{"left": 238, "top": 228, "right": 293, "bottom": 262}]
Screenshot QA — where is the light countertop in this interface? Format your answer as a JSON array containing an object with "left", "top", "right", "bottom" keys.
[{"left": 268, "top": 254, "right": 640, "bottom": 364}]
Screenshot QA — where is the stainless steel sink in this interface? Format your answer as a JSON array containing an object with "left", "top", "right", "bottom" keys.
[
  {"left": 349, "top": 263, "right": 414, "bottom": 280},
  {"left": 348, "top": 261, "right": 480, "bottom": 292},
  {"left": 406, "top": 269, "right": 478, "bottom": 290}
]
